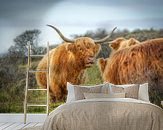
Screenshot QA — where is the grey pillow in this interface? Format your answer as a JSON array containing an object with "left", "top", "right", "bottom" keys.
[
  {"left": 110, "top": 84, "right": 140, "bottom": 99},
  {"left": 74, "top": 85, "right": 102, "bottom": 100},
  {"left": 66, "top": 82, "right": 109, "bottom": 103}
]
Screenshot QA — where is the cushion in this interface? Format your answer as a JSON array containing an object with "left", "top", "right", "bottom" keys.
[
  {"left": 109, "top": 84, "right": 139, "bottom": 99},
  {"left": 138, "top": 83, "right": 150, "bottom": 102},
  {"left": 161, "top": 101, "right": 163, "bottom": 107},
  {"left": 66, "top": 82, "right": 76, "bottom": 103},
  {"left": 74, "top": 85, "right": 101, "bottom": 100},
  {"left": 66, "top": 82, "right": 109, "bottom": 103},
  {"left": 84, "top": 92, "right": 126, "bottom": 99}
]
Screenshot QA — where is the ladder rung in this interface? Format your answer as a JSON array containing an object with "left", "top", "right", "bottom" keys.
[
  {"left": 28, "top": 88, "right": 47, "bottom": 91},
  {"left": 30, "top": 55, "right": 45, "bottom": 57},
  {"left": 27, "top": 104, "right": 47, "bottom": 107},
  {"left": 29, "top": 70, "right": 48, "bottom": 72}
]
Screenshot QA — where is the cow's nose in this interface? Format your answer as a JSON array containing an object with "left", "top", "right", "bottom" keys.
[
  {"left": 88, "top": 56, "right": 94, "bottom": 61},
  {"left": 88, "top": 55, "right": 94, "bottom": 60}
]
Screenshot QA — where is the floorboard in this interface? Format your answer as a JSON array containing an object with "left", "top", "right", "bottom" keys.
[
  {"left": 0, "top": 123, "right": 14, "bottom": 130},
  {"left": 13, "top": 123, "right": 30, "bottom": 130},
  {"left": 0, "top": 114, "right": 45, "bottom": 130},
  {"left": 0, "top": 122, "right": 43, "bottom": 130},
  {"left": 3, "top": 123, "right": 21, "bottom": 130},
  {"left": 22, "top": 123, "right": 38, "bottom": 129}
]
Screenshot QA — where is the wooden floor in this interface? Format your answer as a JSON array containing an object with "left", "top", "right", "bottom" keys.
[
  {"left": 0, "top": 122, "right": 43, "bottom": 130},
  {"left": 0, "top": 114, "right": 47, "bottom": 130}
]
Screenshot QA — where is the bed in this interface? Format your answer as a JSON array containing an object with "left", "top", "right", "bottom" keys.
[
  {"left": 42, "top": 98, "right": 163, "bottom": 130},
  {"left": 27, "top": 82, "right": 163, "bottom": 130}
]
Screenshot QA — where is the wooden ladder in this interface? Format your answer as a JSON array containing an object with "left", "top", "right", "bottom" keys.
[{"left": 24, "top": 42, "right": 50, "bottom": 124}]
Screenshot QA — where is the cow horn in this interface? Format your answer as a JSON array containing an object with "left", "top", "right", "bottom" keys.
[
  {"left": 94, "top": 27, "right": 117, "bottom": 44},
  {"left": 47, "top": 25, "right": 74, "bottom": 43}
]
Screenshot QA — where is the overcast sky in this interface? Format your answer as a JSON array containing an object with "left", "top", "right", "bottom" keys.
[{"left": 0, "top": 0, "right": 163, "bottom": 53}]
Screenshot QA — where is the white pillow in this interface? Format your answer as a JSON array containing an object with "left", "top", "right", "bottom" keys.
[
  {"left": 161, "top": 101, "right": 163, "bottom": 107},
  {"left": 138, "top": 83, "right": 150, "bottom": 102},
  {"left": 109, "top": 83, "right": 150, "bottom": 102},
  {"left": 84, "top": 92, "right": 126, "bottom": 99},
  {"left": 66, "top": 82, "right": 76, "bottom": 103},
  {"left": 66, "top": 82, "right": 108, "bottom": 103}
]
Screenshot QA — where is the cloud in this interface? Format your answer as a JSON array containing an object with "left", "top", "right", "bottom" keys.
[
  {"left": 0, "top": 0, "right": 63, "bottom": 53},
  {"left": 0, "top": 0, "right": 163, "bottom": 53},
  {"left": 0, "top": 0, "right": 62, "bottom": 26}
]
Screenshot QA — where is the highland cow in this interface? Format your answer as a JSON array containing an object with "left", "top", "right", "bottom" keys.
[
  {"left": 98, "top": 38, "right": 163, "bottom": 84},
  {"left": 98, "top": 38, "right": 163, "bottom": 105},
  {"left": 98, "top": 37, "right": 140, "bottom": 74},
  {"left": 36, "top": 25, "right": 116, "bottom": 101}
]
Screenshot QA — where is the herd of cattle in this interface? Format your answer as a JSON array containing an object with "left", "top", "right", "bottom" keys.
[{"left": 36, "top": 25, "right": 163, "bottom": 103}]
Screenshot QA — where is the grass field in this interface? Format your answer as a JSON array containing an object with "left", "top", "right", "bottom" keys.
[{"left": 0, "top": 64, "right": 103, "bottom": 113}]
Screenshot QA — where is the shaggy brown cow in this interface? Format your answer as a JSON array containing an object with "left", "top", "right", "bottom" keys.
[
  {"left": 36, "top": 25, "right": 116, "bottom": 101},
  {"left": 98, "top": 37, "right": 140, "bottom": 74},
  {"left": 99, "top": 38, "right": 163, "bottom": 84}
]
